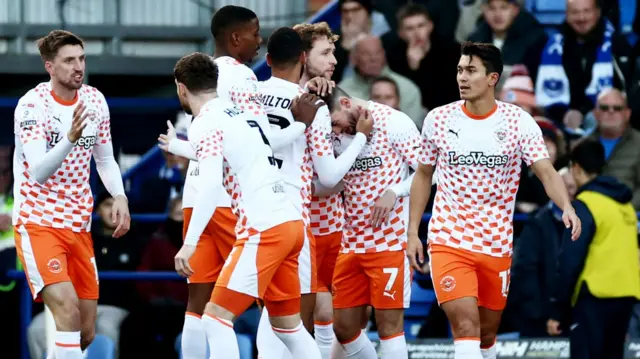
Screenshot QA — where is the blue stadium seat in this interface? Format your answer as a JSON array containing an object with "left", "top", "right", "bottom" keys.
[
  {"left": 405, "top": 282, "right": 436, "bottom": 318},
  {"left": 529, "top": 0, "right": 566, "bottom": 25},
  {"left": 534, "top": 0, "right": 566, "bottom": 12},
  {"left": 620, "top": 0, "right": 637, "bottom": 33},
  {"left": 175, "top": 332, "right": 253, "bottom": 359},
  {"left": 497, "top": 332, "right": 520, "bottom": 340}
]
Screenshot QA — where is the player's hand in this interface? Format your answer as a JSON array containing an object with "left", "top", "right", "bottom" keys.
[
  {"left": 547, "top": 319, "right": 562, "bottom": 336},
  {"left": 291, "top": 93, "right": 324, "bottom": 127},
  {"left": 175, "top": 244, "right": 196, "bottom": 277},
  {"left": 158, "top": 120, "right": 177, "bottom": 152},
  {"left": 306, "top": 77, "right": 335, "bottom": 97},
  {"left": 68, "top": 101, "right": 89, "bottom": 142},
  {"left": 355, "top": 106, "right": 373, "bottom": 138},
  {"left": 371, "top": 190, "right": 396, "bottom": 228},
  {"left": 562, "top": 205, "right": 581, "bottom": 241},
  {"left": 407, "top": 233, "right": 425, "bottom": 273},
  {"left": 111, "top": 195, "right": 131, "bottom": 238},
  {"left": 407, "top": 39, "right": 427, "bottom": 71}
]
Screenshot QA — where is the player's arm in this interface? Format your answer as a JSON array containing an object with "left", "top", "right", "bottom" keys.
[
  {"left": 407, "top": 113, "right": 438, "bottom": 271},
  {"left": 523, "top": 115, "right": 581, "bottom": 239},
  {"left": 15, "top": 99, "right": 83, "bottom": 185},
  {"left": 308, "top": 106, "right": 367, "bottom": 187},
  {"left": 549, "top": 200, "right": 595, "bottom": 326},
  {"left": 313, "top": 179, "right": 345, "bottom": 197},
  {"left": 158, "top": 120, "right": 197, "bottom": 160}
]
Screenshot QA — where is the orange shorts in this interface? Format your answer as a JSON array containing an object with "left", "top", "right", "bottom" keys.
[
  {"left": 315, "top": 231, "right": 342, "bottom": 292},
  {"left": 332, "top": 251, "right": 411, "bottom": 310},
  {"left": 14, "top": 224, "right": 98, "bottom": 302},
  {"left": 182, "top": 207, "right": 236, "bottom": 284},
  {"left": 298, "top": 226, "right": 318, "bottom": 295},
  {"left": 215, "top": 220, "right": 305, "bottom": 303},
  {"left": 428, "top": 244, "right": 512, "bottom": 311}
]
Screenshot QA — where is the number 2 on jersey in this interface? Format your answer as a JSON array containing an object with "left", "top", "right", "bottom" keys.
[{"left": 247, "top": 120, "right": 280, "bottom": 168}]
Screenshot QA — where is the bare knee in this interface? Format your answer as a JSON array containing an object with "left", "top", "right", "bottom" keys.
[
  {"left": 314, "top": 292, "right": 333, "bottom": 323},
  {"left": 374, "top": 309, "right": 403, "bottom": 338},
  {"left": 441, "top": 298, "right": 481, "bottom": 339},
  {"left": 333, "top": 307, "right": 366, "bottom": 343},
  {"left": 187, "top": 283, "right": 216, "bottom": 315}
]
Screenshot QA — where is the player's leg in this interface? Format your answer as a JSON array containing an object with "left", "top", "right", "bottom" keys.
[
  {"left": 475, "top": 253, "right": 513, "bottom": 359},
  {"left": 181, "top": 207, "right": 236, "bottom": 358},
  {"left": 314, "top": 231, "right": 342, "bottom": 358},
  {"left": 429, "top": 245, "right": 482, "bottom": 359},
  {"left": 15, "top": 225, "right": 84, "bottom": 358},
  {"left": 365, "top": 251, "right": 411, "bottom": 359},
  {"left": 332, "top": 252, "right": 378, "bottom": 359}
]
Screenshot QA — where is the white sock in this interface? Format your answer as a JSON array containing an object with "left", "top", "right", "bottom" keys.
[
  {"left": 315, "top": 322, "right": 334, "bottom": 359},
  {"left": 330, "top": 338, "right": 346, "bottom": 359},
  {"left": 481, "top": 343, "right": 497, "bottom": 359},
  {"left": 333, "top": 331, "right": 377, "bottom": 359},
  {"left": 54, "top": 331, "right": 83, "bottom": 359},
  {"left": 257, "top": 308, "right": 292, "bottom": 359},
  {"left": 272, "top": 322, "right": 322, "bottom": 359},
  {"left": 181, "top": 313, "right": 208, "bottom": 359},
  {"left": 379, "top": 333, "right": 408, "bottom": 359},
  {"left": 454, "top": 338, "right": 483, "bottom": 359},
  {"left": 202, "top": 315, "right": 239, "bottom": 359}
]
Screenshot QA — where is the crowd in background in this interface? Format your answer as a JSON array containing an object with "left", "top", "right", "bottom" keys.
[{"left": 2, "top": 0, "right": 640, "bottom": 358}]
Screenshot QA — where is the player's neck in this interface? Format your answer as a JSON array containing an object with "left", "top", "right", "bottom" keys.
[
  {"left": 464, "top": 95, "right": 497, "bottom": 118},
  {"left": 189, "top": 92, "right": 218, "bottom": 117},
  {"left": 50, "top": 81, "right": 77, "bottom": 103},
  {"left": 272, "top": 68, "right": 301, "bottom": 85},
  {"left": 213, "top": 46, "right": 240, "bottom": 63}
]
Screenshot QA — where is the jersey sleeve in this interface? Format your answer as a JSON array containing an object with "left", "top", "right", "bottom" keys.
[
  {"left": 191, "top": 128, "right": 224, "bottom": 162},
  {"left": 387, "top": 112, "right": 421, "bottom": 170},
  {"left": 519, "top": 113, "right": 549, "bottom": 166},
  {"left": 419, "top": 111, "right": 438, "bottom": 166},
  {"left": 14, "top": 98, "right": 46, "bottom": 144}
]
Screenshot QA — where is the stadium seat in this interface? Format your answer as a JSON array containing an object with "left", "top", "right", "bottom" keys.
[
  {"left": 620, "top": 0, "right": 637, "bottom": 33},
  {"left": 175, "top": 332, "right": 254, "bottom": 359},
  {"left": 497, "top": 332, "right": 520, "bottom": 340},
  {"left": 529, "top": 0, "right": 566, "bottom": 25},
  {"left": 533, "top": 0, "right": 566, "bottom": 12}
]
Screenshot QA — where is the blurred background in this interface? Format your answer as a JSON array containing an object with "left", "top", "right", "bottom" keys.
[{"left": 1, "top": 0, "right": 640, "bottom": 358}]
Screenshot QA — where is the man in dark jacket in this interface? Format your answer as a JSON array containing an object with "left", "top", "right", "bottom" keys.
[
  {"left": 524, "top": 0, "right": 633, "bottom": 127},
  {"left": 548, "top": 139, "right": 640, "bottom": 359},
  {"left": 468, "top": 0, "right": 546, "bottom": 67}
]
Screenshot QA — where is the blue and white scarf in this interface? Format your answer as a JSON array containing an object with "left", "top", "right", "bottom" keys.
[{"left": 535, "top": 20, "right": 615, "bottom": 108}]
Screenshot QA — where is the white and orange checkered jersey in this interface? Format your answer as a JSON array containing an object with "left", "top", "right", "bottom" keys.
[
  {"left": 183, "top": 98, "right": 301, "bottom": 245},
  {"left": 334, "top": 102, "right": 421, "bottom": 253},
  {"left": 180, "top": 56, "right": 268, "bottom": 210},
  {"left": 420, "top": 100, "right": 549, "bottom": 257},
  {"left": 260, "top": 77, "right": 366, "bottom": 226},
  {"left": 13, "top": 82, "right": 125, "bottom": 232}
]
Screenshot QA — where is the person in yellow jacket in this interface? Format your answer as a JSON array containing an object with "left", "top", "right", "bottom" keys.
[{"left": 547, "top": 139, "right": 640, "bottom": 359}]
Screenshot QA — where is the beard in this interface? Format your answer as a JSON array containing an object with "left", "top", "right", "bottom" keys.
[
  {"left": 60, "top": 77, "right": 83, "bottom": 91},
  {"left": 179, "top": 98, "right": 192, "bottom": 115}
]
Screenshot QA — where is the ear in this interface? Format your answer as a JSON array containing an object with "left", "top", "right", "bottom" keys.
[
  {"left": 265, "top": 53, "right": 273, "bottom": 67},
  {"left": 300, "top": 51, "right": 307, "bottom": 65},
  {"left": 339, "top": 97, "right": 351, "bottom": 109},
  {"left": 44, "top": 61, "right": 54, "bottom": 76},
  {"left": 489, "top": 73, "right": 500, "bottom": 87}
]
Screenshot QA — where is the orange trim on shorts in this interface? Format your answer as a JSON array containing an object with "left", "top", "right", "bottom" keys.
[
  {"left": 55, "top": 343, "right": 81, "bottom": 348},
  {"left": 380, "top": 332, "right": 405, "bottom": 341},
  {"left": 454, "top": 336, "right": 480, "bottom": 342},
  {"left": 314, "top": 320, "right": 333, "bottom": 326},
  {"left": 204, "top": 313, "right": 233, "bottom": 328},
  {"left": 185, "top": 312, "right": 201, "bottom": 319},
  {"left": 272, "top": 326, "right": 300, "bottom": 334}
]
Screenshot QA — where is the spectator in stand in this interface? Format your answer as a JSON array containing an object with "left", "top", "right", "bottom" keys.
[
  {"left": 499, "top": 64, "right": 537, "bottom": 115},
  {"left": 526, "top": 0, "right": 633, "bottom": 128},
  {"left": 338, "top": 34, "right": 424, "bottom": 123},
  {"left": 548, "top": 139, "right": 640, "bottom": 358},
  {"left": 382, "top": 3, "right": 460, "bottom": 114},
  {"left": 586, "top": 88, "right": 640, "bottom": 209},
  {"left": 509, "top": 167, "right": 576, "bottom": 337},
  {"left": 333, "top": 0, "right": 390, "bottom": 83},
  {"left": 468, "top": 0, "right": 546, "bottom": 91},
  {"left": 374, "top": 0, "right": 461, "bottom": 42},
  {"left": 369, "top": 76, "right": 401, "bottom": 110}
]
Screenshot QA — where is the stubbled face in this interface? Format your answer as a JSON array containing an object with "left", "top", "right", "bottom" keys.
[
  {"left": 399, "top": 14, "right": 432, "bottom": 46},
  {"left": 47, "top": 44, "right": 85, "bottom": 90},
  {"left": 331, "top": 97, "right": 358, "bottom": 135},
  {"left": 457, "top": 55, "right": 498, "bottom": 101},
  {"left": 305, "top": 37, "right": 337, "bottom": 79},
  {"left": 237, "top": 18, "right": 263, "bottom": 63},
  {"left": 175, "top": 80, "right": 192, "bottom": 115},
  {"left": 566, "top": 0, "right": 600, "bottom": 36}
]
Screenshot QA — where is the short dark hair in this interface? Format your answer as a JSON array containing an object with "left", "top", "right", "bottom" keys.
[
  {"left": 570, "top": 139, "right": 606, "bottom": 175},
  {"left": 396, "top": 3, "right": 431, "bottom": 26},
  {"left": 174, "top": 52, "right": 218, "bottom": 94},
  {"left": 370, "top": 76, "right": 399, "bottom": 97},
  {"left": 460, "top": 41, "right": 503, "bottom": 78},
  {"left": 267, "top": 27, "right": 304, "bottom": 67},
  {"left": 312, "top": 86, "right": 351, "bottom": 113},
  {"left": 37, "top": 30, "right": 84, "bottom": 61},
  {"left": 210, "top": 5, "right": 257, "bottom": 40}
]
